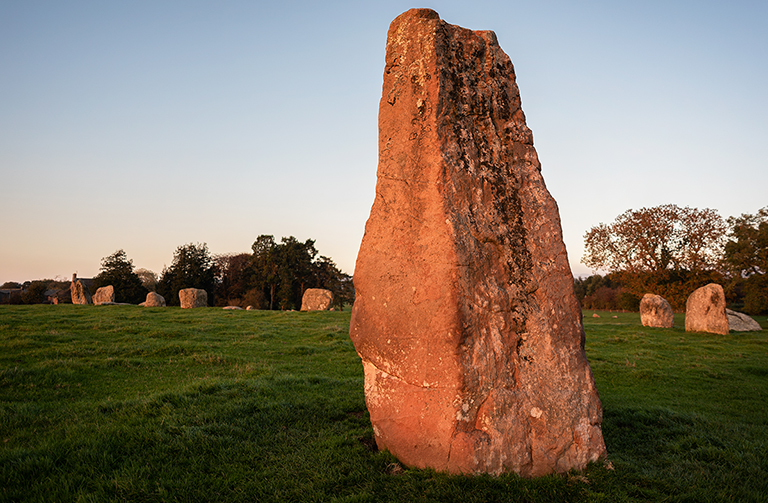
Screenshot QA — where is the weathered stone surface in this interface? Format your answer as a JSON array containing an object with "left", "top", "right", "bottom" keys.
[
  {"left": 223, "top": 306, "right": 243, "bottom": 310},
  {"left": 179, "top": 288, "right": 207, "bottom": 308},
  {"left": 640, "top": 294, "right": 674, "bottom": 328},
  {"left": 246, "top": 305, "right": 255, "bottom": 310},
  {"left": 142, "top": 292, "right": 166, "bottom": 307},
  {"left": 71, "top": 278, "right": 92, "bottom": 305},
  {"left": 726, "top": 309, "right": 762, "bottom": 332},
  {"left": 349, "top": 9, "right": 606, "bottom": 477},
  {"left": 93, "top": 285, "right": 115, "bottom": 305},
  {"left": 685, "top": 284, "right": 729, "bottom": 335},
  {"left": 301, "top": 288, "right": 334, "bottom": 311}
]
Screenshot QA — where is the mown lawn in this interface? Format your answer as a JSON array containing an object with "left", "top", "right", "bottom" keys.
[{"left": 1, "top": 305, "right": 766, "bottom": 502}]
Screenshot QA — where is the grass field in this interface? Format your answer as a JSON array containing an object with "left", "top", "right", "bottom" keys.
[{"left": 1, "top": 305, "right": 766, "bottom": 502}]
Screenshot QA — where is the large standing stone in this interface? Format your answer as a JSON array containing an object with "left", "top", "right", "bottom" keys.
[
  {"left": 70, "top": 275, "right": 92, "bottom": 305},
  {"left": 685, "top": 283, "right": 729, "bottom": 335},
  {"left": 179, "top": 288, "right": 207, "bottom": 308},
  {"left": 93, "top": 285, "right": 115, "bottom": 305},
  {"left": 301, "top": 288, "right": 334, "bottom": 311},
  {"left": 726, "top": 309, "right": 762, "bottom": 332},
  {"left": 639, "top": 294, "right": 674, "bottom": 328},
  {"left": 349, "top": 9, "right": 606, "bottom": 477},
  {"left": 142, "top": 292, "right": 166, "bottom": 307}
]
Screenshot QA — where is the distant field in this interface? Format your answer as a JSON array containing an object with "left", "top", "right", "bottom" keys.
[{"left": 1, "top": 306, "right": 766, "bottom": 502}]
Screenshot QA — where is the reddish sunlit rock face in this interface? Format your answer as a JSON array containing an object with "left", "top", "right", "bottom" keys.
[{"left": 349, "top": 9, "right": 606, "bottom": 477}]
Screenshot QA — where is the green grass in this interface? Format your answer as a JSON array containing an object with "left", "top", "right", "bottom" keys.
[{"left": 1, "top": 306, "right": 766, "bottom": 502}]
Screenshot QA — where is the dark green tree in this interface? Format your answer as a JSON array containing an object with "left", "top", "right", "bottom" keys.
[
  {"left": 724, "top": 207, "right": 768, "bottom": 314},
  {"left": 247, "top": 235, "right": 353, "bottom": 310},
  {"left": 724, "top": 207, "right": 768, "bottom": 277},
  {"left": 312, "top": 255, "right": 354, "bottom": 309},
  {"left": 275, "top": 236, "right": 318, "bottom": 310},
  {"left": 250, "top": 235, "right": 280, "bottom": 309},
  {"left": 21, "top": 280, "right": 49, "bottom": 305},
  {"left": 92, "top": 250, "right": 148, "bottom": 304},
  {"left": 157, "top": 243, "right": 216, "bottom": 306},
  {"left": 213, "top": 253, "right": 252, "bottom": 307}
]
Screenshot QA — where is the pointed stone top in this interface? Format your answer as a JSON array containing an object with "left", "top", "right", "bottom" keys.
[{"left": 397, "top": 8, "right": 440, "bottom": 21}]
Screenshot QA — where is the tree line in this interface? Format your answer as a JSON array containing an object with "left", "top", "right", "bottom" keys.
[
  {"left": 2, "top": 236, "right": 354, "bottom": 309},
  {"left": 578, "top": 205, "right": 768, "bottom": 314}
]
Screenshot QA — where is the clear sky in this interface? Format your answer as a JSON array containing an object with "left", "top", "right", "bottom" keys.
[{"left": 2, "top": 0, "right": 766, "bottom": 283}]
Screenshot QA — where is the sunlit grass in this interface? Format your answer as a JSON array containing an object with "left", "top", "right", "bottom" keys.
[{"left": 1, "top": 305, "right": 766, "bottom": 502}]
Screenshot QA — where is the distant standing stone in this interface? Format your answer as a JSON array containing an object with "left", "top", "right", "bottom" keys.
[
  {"left": 142, "top": 292, "right": 166, "bottom": 307},
  {"left": 71, "top": 276, "right": 92, "bottom": 305},
  {"left": 726, "top": 309, "right": 762, "bottom": 332},
  {"left": 301, "top": 288, "right": 333, "bottom": 311},
  {"left": 179, "top": 288, "right": 207, "bottom": 308},
  {"left": 93, "top": 285, "right": 115, "bottom": 305},
  {"left": 685, "top": 284, "right": 729, "bottom": 335},
  {"left": 640, "top": 294, "right": 674, "bottom": 328}
]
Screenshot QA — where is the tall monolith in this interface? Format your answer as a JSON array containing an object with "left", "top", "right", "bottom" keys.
[{"left": 349, "top": 9, "right": 606, "bottom": 477}]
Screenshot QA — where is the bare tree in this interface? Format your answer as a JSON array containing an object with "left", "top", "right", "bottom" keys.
[{"left": 135, "top": 268, "right": 158, "bottom": 292}]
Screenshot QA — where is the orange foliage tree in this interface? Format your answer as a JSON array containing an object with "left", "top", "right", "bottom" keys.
[{"left": 582, "top": 205, "right": 727, "bottom": 310}]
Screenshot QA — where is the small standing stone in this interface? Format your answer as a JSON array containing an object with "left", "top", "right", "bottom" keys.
[
  {"left": 685, "top": 284, "right": 729, "bottom": 335},
  {"left": 639, "top": 294, "right": 674, "bottom": 328},
  {"left": 142, "top": 292, "right": 166, "bottom": 307},
  {"left": 300, "top": 288, "right": 334, "bottom": 311},
  {"left": 93, "top": 285, "right": 115, "bottom": 305},
  {"left": 70, "top": 274, "right": 92, "bottom": 305},
  {"left": 179, "top": 288, "right": 207, "bottom": 308}
]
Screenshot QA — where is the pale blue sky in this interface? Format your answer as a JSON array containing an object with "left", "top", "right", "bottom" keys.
[{"left": 2, "top": 0, "right": 766, "bottom": 283}]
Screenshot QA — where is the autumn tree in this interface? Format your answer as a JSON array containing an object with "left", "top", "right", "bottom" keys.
[
  {"left": 723, "top": 207, "right": 768, "bottom": 314},
  {"left": 92, "top": 250, "right": 148, "bottom": 304},
  {"left": 573, "top": 274, "right": 640, "bottom": 311},
  {"left": 156, "top": 243, "right": 216, "bottom": 306},
  {"left": 582, "top": 205, "right": 727, "bottom": 309}
]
